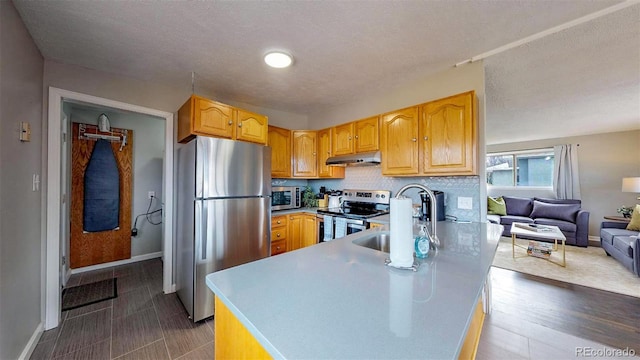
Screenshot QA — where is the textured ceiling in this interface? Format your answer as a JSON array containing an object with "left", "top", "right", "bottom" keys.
[{"left": 12, "top": 0, "right": 640, "bottom": 144}]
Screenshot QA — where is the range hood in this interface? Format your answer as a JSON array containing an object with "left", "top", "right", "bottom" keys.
[{"left": 325, "top": 151, "right": 381, "bottom": 166}]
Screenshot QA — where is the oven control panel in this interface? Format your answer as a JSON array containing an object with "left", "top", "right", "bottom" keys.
[{"left": 341, "top": 189, "right": 391, "bottom": 205}]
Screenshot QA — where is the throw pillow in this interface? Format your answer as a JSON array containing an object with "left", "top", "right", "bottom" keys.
[
  {"left": 487, "top": 196, "right": 507, "bottom": 216},
  {"left": 529, "top": 200, "right": 580, "bottom": 222},
  {"left": 626, "top": 204, "right": 640, "bottom": 231}
]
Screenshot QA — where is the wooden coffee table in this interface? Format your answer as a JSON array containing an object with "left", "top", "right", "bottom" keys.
[{"left": 510, "top": 223, "right": 566, "bottom": 267}]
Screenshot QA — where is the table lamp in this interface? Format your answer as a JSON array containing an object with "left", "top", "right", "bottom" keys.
[{"left": 622, "top": 177, "right": 640, "bottom": 200}]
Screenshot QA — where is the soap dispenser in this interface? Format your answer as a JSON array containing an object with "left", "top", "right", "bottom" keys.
[{"left": 414, "top": 224, "right": 430, "bottom": 259}]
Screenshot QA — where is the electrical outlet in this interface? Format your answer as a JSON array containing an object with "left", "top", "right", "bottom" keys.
[
  {"left": 457, "top": 197, "right": 473, "bottom": 210},
  {"left": 148, "top": 191, "right": 155, "bottom": 199}
]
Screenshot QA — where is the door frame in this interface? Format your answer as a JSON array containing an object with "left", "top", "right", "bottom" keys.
[{"left": 45, "top": 87, "right": 175, "bottom": 329}]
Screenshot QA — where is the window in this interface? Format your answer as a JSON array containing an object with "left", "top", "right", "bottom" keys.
[{"left": 486, "top": 149, "right": 554, "bottom": 187}]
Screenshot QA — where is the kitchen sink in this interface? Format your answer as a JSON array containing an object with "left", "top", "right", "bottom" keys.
[{"left": 352, "top": 232, "right": 391, "bottom": 253}]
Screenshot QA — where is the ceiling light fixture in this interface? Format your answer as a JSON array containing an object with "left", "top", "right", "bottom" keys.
[{"left": 264, "top": 51, "right": 293, "bottom": 68}]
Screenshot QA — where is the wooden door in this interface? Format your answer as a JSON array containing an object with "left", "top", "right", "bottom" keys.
[
  {"left": 287, "top": 213, "right": 303, "bottom": 252},
  {"left": 301, "top": 214, "right": 317, "bottom": 248},
  {"left": 420, "top": 91, "right": 476, "bottom": 175},
  {"left": 380, "top": 106, "right": 419, "bottom": 176},
  {"left": 354, "top": 117, "right": 379, "bottom": 153},
  {"left": 317, "top": 128, "right": 344, "bottom": 178},
  {"left": 70, "top": 123, "right": 132, "bottom": 268},
  {"left": 332, "top": 123, "right": 354, "bottom": 156},
  {"left": 193, "top": 96, "right": 234, "bottom": 139},
  {"left": 292, "top": 131, "right": 317, "bottom": 178},
  {"left": 268, "top": 126, "right": 292, "bottom": 178},
  {"left": 236, "top": 109, "right": 268, "bottom": 145}
]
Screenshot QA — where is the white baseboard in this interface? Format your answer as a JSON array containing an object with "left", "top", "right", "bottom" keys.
[
  {"left": 19, "top": 322, "right": 43, "bottom": 360},
  {"left": 70, "top": 252, "right": 163, "bottom": 275}
]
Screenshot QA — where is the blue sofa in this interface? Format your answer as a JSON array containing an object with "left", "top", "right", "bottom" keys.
[
  {"left": 487, "top": 196, "right": 590, "bottom": 247},
  {"left": 600, "top": 221, "right": 639, "bottom": 276}
]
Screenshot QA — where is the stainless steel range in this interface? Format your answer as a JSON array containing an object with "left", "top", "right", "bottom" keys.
[{"left": 317, "top": 189, "right": 391, "bottom": 242}]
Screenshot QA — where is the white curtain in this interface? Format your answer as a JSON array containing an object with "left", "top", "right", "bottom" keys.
[{"left": 553, "top": 144, "right": 581, "bottom": 199}]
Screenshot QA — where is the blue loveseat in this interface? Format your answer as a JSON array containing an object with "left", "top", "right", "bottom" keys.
[
  {"left": 600, "top": 221, "right": 639, "bottom": 276},
  {"left": 487, "top": 196, "right": 590, "bottom": 247}
]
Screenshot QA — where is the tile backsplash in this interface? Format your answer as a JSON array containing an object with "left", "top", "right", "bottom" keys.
[{"left": 275, "top": 166, "right": 481, "bottom": 222}]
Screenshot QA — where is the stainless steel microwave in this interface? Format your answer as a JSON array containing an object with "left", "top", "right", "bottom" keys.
[{"left": 272, "top": 186, "right": 301, "bottom": 211}]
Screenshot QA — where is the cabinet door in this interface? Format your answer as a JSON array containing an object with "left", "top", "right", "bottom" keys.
[
  {"left": 236, "top": 109, "right": 268, "bottom": 145},
  {"left": 292, "top": 131, "right": 317, "bottom": 178},
  {"left": 268, "top": 126, "right": 292, "bottom": 178},
  {"left": 193, "top": 97, "right": 234, "bottom": 139},
  {"left": 317, "top": 128, "right": 344, "bottom": 178},
  {"left": 380, "top": 106, "right": 419, "bottom": 175},
  {"left": 287, "top": 213, "right": 303, "bottom": 252},
  {"left": 332, "top": 123, "right": 354, "bottom": 156},
  {"left": 420, "top": 91, "right": 476, "bottom": 175},
  {"left": 301, "top": 214, "right": 317, "bottom": 248},
  {"left": 354, "top": 117, "right": 379, "bottom": 153}
]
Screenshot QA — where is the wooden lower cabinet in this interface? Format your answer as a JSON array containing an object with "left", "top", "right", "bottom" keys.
[
  {"left": 301, "top": 214, "right": 317, "bottom": 248},
  {"left": 214, "top": 296, "right": 484, "bottom": 359},
  {"left": 271, "top": 214, "right": 288, "bottom": 255},
  {"left": 271, "top": 212, "right": 317, "bottom": 254},
  {"left": 287, "top": 213, "right": 303, "bottom": 252}
]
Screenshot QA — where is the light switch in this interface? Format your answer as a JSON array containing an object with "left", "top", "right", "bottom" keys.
[
  {"left": 32, "top": 174, "right": 40, "bottom": 192},
  {"left": 458, "top": 197, "right": 473, "bottom": 210},
  {"left": 20, "top": 122, "right": 31, "bottom": 142}
]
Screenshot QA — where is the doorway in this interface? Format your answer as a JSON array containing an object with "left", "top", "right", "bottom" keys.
[{"left": 45, "top": 87, "right": 174, "bottom": 330}]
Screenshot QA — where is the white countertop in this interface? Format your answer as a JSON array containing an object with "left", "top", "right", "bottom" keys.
[{"left": 206, "top": 221, "right": 503, "bottom": 359}]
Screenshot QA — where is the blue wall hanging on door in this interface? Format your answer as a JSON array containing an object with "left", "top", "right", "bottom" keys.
[{"left": 83, "top": 139, "right": 120, "bottom": 232}]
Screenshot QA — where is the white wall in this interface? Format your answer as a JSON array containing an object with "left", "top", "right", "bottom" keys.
[
  {"left": 487, "top": 130, "right": 640, "bottom": 236},
  {"left": 70, "top": 107, "right": 165, "bottom": 258},
  {"left": 0, "top": 1, "right": 44, "bottom": 359}
]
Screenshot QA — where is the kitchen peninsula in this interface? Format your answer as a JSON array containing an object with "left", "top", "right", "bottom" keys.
[{"left": 206, "top": 221, "right": 503, "bottom": 359}]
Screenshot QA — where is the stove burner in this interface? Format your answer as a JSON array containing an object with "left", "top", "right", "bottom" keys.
[{"left": 318, "top": 189, "right": 391, "bottom": 220}]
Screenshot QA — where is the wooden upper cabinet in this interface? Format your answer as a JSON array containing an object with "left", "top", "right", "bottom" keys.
[
  {"left": 332, "top": 123, "right": 354, "bottom": 156},
  {"left": 380, "top": 106, "right": 419, "bottom": 176},
  {"left": 317, "top": 128, "right": 345, "bottom": 179},
  {"left": 177, "top": 95, "right": 267, "bottom": 145},
  {"left": 236, "top": 109, "right": 268, "bottom": 145},
  {"left": 292, "top": 130, "right": 317, "bottom": 178},
  {"left": 354, "top": 117, "right": 379, "bottom": 153},
  {"left": 268, "top": 126, "right": 292, "bottom": 178},
  {"left": 420, "top": 91, "right": 476, "bottom": 175}
]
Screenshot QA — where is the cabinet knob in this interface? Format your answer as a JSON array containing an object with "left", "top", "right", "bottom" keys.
[
  {"left": 228, "top": 120, "right": 233, "bottom": 125},
  {"left": 424, "top": 136, "right": 428, "bottom": 141},
  {"left": 355, "top": 135, "right": 359, "bottom": 139},
  {"left": 277, "top": 220, "right": 281, "bottom": 224},
  {"left": 412, "top": 138, "right": 417, "bottom": 142},
  {"left": 348, "top": 136, "right": 352, "bottom": 140},
  {"left": 290, "top": 216, "right": 294, "bottom": 220},
  {"left": 238, "top": 123, "right": 242, "bottom": 128},
  {"left": 276, "top": 246, "right": 281, "bottom": 250},
  {"left": 313, "top": 152, "right": 317, "bottom": 156},
  {"left": 276, "top": 233, "right": 281, "bottom": 237}
]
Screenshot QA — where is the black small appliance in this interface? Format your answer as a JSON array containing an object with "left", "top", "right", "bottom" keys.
[{"left": 420, "top": 190, "right": 445, "bottom": 221}]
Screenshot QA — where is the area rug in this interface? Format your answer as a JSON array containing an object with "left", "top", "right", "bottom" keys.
[
  {"left": 492, "top": 237, "right": 640, "bottom": 298},
  {"left": 61, "top": 278, "right": 118, "bottom": 311}
]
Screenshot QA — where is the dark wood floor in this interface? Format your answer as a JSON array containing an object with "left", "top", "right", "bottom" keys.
[
  {"left": 30, "top": 259, "right": 639, "bottom": 359},
  {"left": 477, "top": 267, "right": 640, "bottom": 359}
]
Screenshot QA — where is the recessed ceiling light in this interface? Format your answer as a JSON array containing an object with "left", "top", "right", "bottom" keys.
[{"left": 264, "top": 51, "right": 293, "bottom": 68}]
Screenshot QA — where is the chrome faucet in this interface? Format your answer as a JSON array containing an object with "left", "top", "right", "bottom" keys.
[{"left": 395, "top": 184, "right": 440, "bottom": 248}]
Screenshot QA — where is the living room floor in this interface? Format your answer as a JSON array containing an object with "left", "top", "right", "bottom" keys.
[{"left": 30, "top": 259, "right": 639, "bottom": 359}]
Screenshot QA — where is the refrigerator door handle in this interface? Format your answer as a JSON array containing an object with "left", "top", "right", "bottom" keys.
[{"left": 201, "top": 202, "right": 208, "bottom": 261}]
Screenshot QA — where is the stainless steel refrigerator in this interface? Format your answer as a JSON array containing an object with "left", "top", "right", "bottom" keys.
[{"left": 176, "top": 136, "right": 271, "bottom": 322}]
